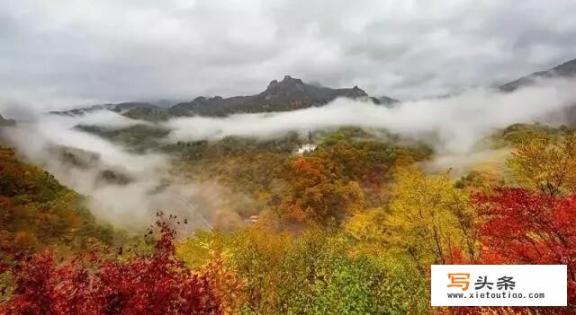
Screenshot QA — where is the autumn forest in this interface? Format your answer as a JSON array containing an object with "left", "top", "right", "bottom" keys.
[
  {"left": 1, "top": 119, "right": 576, "bottom": 314},
  {"left": 2, "top": 1, "right": 576, "bottom": 313}
]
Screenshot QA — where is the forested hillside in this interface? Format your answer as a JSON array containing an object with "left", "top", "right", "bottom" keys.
[
  {"left": 4, "top": 0, "right": 576, "bottom": 312},
  {"left": 2, "top": 122, "right": 576, "bottom": 314},
  {"left": 0, "top": 146, "right": 114, "bottom": 260}
]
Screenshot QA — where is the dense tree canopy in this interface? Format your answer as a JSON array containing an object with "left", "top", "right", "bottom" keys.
[
  {"left": 2, "top": 125, "right": 576, "bottom": 314},
  {"left": 1, "top": 220, "right": 220, "bottom": 315},
  {"left": 0, "top": 147, "right": 114, "bottom": 263},
  {"left": 507, "top": 133, "right": 576, "bottom": 195}
]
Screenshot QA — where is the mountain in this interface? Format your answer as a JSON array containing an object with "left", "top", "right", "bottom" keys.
[
  {"left": 169, "top": 75, "right": 395, "bottom": 117},
  {"left": 49, "top": 104, "right": 116, "bottom": 116},
  {"left": 498, "top": 57, "right": 576, "bottom": 126},
  {"left": 499, "top": 58, "right": 576, "bottom": 92},
  {"left": 0, "top": 114, "right": 15, "bottom": 127},
  {"left": 52, "top": 76, "right": 398, "bottom": 120},
  {"left": 377, "top": 95, "right": 398, "bottom": 105},
  {"left": 121, "top": 105, "right": 172, "bottom": 121},
  {"left": 50, "top": 102, "right": 159, "bottom": 117}
]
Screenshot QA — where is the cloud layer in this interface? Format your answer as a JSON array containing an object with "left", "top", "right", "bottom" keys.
[
  {"left": 2, "top": 0, "right": 576, "bottom": 110},
  {"left": 2, "top": 77, "right": 576, "bottom": 229},
  {"left": 165, "top": 78, "right": 576, "bottom": 153},
  {"left": 1, "top": 111, "right": 214, "bottom": 230}
]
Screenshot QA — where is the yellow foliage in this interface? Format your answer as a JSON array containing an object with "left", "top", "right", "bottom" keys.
[
  {"left": 344, "top": 208, "right": 388, "bottom": 257},
  {"left": 201, "top": 257, "right": 247, "bottom": 315},
  {"left": 177, "top": 230, "right": 229, "bottom": 269},
  {"left": 176, "top": 230, "right": 249, "bottom": 315},
  {"left": 507, "top": 133, "right": 576, "bottom": 195},
  {"left": 387, "top": 167, "right": 477, "bottom": 268},
  {"left": 344, "top": 208, "right": 387, "bottom": 243}
]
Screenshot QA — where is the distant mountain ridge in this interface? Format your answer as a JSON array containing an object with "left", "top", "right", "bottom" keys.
[
  {"left": 48, "top": 59, "right": 576, "bottom": 123},
  {"left": 170, "top": 75, "right": 395, "bottom": 117},
  {"left": 50, "top": 102, "right": 160, "bottom": 117},
  {"left": 51, "top": 76, "right": 398, "bottom": 120},
  {"left": 498, "top": 57, "right": 576, "bottom": 126},
  {"left": 499, "top": 58, "right": 576, "bottom": 91}
]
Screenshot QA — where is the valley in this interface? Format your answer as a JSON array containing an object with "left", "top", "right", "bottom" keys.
[{"left": 2, "top": 53, "right": 576, "bottom": 314}]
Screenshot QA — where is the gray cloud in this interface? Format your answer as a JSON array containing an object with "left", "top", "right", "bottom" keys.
[
  {"left": 1, "top": 0, "right": 576, "bottom": 110},
  {"left": 1, "top": 110, "right": 217, "bottom": 230}
]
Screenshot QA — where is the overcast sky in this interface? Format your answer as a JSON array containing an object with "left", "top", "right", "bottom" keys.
[{"left": 2, "top": 0, "right": 576, "bottom": 110}]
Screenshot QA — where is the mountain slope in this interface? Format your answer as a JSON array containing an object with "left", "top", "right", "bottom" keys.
[
  {"left": 499, "top": 58, "right": 576, "bottom": 92},
  {"left": 377, "top": 95, "right": 398, "bottom": 105},
  {"left": 49, "top": 102, "right": 159, "bottom": 117},
  {"left": 0, "top": 146, "right": 114, "bottom": 260},
  {"left": 498, "top": 57, "right": 576, "bottom": 126}
]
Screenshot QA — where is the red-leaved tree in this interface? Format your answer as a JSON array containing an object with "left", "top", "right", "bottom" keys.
[
  {"left": 1, "top": 219, "right": 221, "bottom": 315},
  {"left": 475, "top": 187, "right": 576, "bottom": 311}
]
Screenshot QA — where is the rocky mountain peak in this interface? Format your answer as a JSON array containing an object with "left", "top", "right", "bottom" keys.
[{"left": 263, "top": 75, "right": 308, "bottom": 98}]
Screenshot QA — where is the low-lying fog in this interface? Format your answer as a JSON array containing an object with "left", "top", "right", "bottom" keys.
[{"left": 1, "top": 77, "right": 575, "bottom": 229}]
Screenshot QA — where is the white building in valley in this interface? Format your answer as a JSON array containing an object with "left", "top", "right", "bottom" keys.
[{"left": 296, "top": 143, "right": 317, "bottom": 155}]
